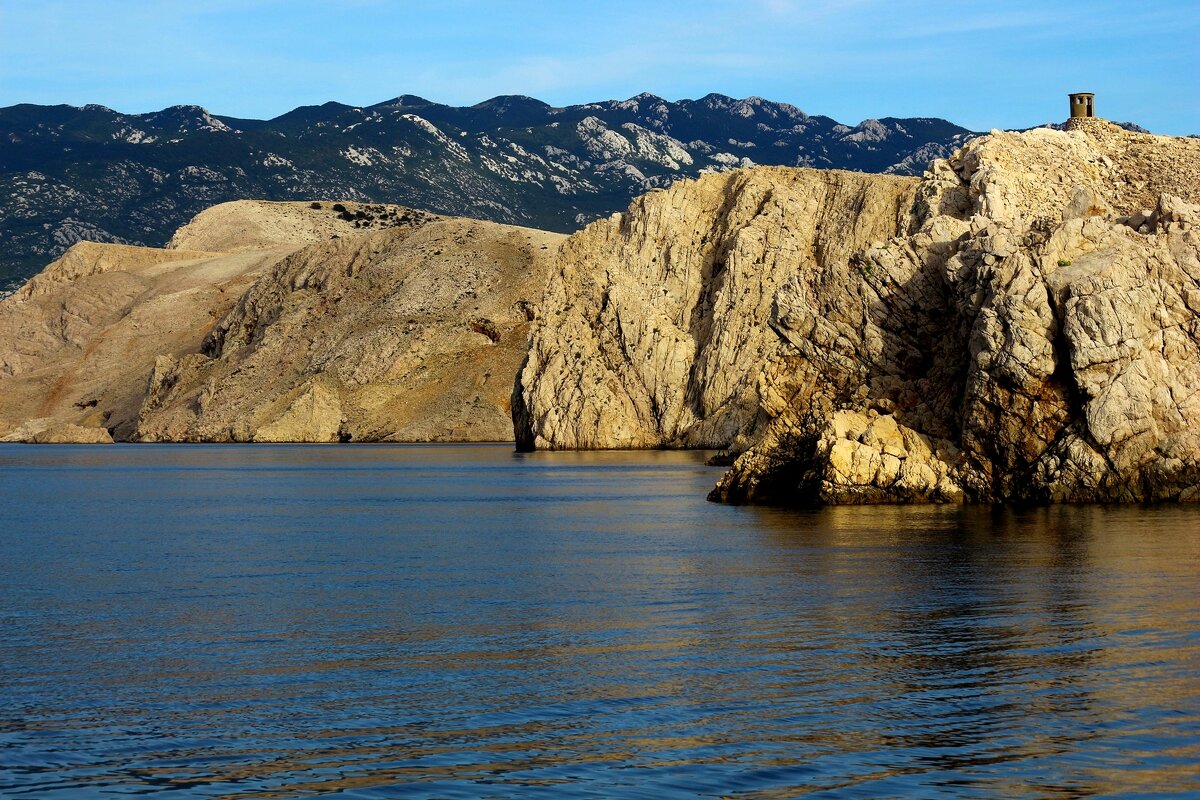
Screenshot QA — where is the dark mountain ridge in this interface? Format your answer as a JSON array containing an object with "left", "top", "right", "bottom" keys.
[{"left": 0, "top": 93, "right": 978, "bottom": 291}]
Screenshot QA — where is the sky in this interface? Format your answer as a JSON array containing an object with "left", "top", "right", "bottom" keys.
[{"left": 0, "top": 0, "right": 1197, "bottom": 135}]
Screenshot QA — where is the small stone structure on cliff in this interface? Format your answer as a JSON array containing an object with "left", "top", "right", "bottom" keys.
[{"left": 1069, "top": 92, "right": 1096, "bottom": 119}]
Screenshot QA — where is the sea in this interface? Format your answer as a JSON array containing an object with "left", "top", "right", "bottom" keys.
[{"left": 0, "top": 444, "right": 1197, "bottom": 798}]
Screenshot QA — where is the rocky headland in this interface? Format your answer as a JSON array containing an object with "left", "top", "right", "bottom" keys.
[
  {"left": 0, "top": 200, "right": 560, "bottom": 443},
  {"left": 516, "top": 119, "right": 1200, "bottom": 504},
  {"left": 4, "top": 115, "right": 1199, "bottom": 506}
]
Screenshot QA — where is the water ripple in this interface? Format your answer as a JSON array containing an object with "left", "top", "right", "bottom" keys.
[{"left": 1, "top": 444, "right": 1198, "bottom": 798}]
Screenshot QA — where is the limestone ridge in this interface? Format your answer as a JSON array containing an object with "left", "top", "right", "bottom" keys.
[
  {"left": 0, "top": 200, "right": 562, "bottom": 443},
  {"left": 516, "top": 120, "right": 1200, "bottom": 504}
]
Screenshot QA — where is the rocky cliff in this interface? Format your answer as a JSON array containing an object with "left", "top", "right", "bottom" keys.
[
  {"left": 513, "top": 167, "right": 919, "bottom": 452},
  {"left": 0, "top": 200, "right": 560, "bottom": 443},
  {"left": 517, "top": 119, "right": 1200, "bottom": 504}
]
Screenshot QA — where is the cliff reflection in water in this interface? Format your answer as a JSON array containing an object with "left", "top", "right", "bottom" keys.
[
  {"left": 749, "top": 504, "right": 1200, "bottom": 796},
  {"left": 0, "top": 445, "right": 1197, "bottom": 798}
]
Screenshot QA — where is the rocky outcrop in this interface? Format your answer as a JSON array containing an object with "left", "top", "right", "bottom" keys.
[
  {"left": 1, "top": 419, "right": 113, "bottom": 444},
  {"left": 808, "top": 411, "right": 964, "bottom": 504},
  {"left": 29, "top": 424, "right": 114, "bottom": 444},
  {"left": 514, "top": 167, "right": 919, "bottom": 451},
  {"left": 518, "top": 120, "right": 1200, "bottom": 505},
  {"left": 0, "top": 200, "right": 561, "bottom": 443},
  {"left": 138, "top": 217, "right": 560, "bottom": 442}
]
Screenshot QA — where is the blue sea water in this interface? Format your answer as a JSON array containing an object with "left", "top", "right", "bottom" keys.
[{"left": 0, "top": 443, "right": 1197, "bottom": 798}]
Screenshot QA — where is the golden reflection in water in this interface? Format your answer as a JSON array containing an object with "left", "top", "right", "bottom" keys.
[
  {"left": 739, "top": 504, "right": 1200, "bottom": 797},
  {"left": 86, "top": 506, "right": 1197, "bottom": 798},
  {"left": 2, "top": 446, "right": 1198, "bottom": 798}
]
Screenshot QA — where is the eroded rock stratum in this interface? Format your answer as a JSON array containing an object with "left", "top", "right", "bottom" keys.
[
  {"left": 0, "top": 200, "right": 561, "bottom": 443},
  {"left": 516, "top": 119, "right": 1200, "bottom": 504}
]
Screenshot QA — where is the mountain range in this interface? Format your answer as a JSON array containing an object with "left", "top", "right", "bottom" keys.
[{"left": 0, "top": 93, "right": 977, "bottom": 292}]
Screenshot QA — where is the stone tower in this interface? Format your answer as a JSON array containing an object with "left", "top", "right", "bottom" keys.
[{"left": 1069, "top": 92, "right": 1095, "bottom": 119}]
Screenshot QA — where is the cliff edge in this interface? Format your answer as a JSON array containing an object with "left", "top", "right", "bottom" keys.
[
  {"left": 513, "top": 167, "right": 919, "bottom": 452},
  {"left": 516, "top": 120, "right": 1200, "bottom": 504}
]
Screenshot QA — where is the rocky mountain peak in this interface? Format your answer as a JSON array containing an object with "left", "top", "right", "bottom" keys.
[
  {"left": 142, "top": 104, "right": 236, "bottom": 133},
  {"left": 0, "top": 92, "right": 976, "bottom": 291},
  {"left": 473, "top": 95, "right": 554, "bottom": 112}
]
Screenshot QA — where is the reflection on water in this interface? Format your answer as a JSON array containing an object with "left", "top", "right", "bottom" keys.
[{"left": 0, "top": 444, "right": 1197, "bottom": 798}]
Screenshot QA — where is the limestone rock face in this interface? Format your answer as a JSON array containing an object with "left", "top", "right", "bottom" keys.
[
  {"left": 0, "top": 200, "right": 561, "bottom": 443},
  {"left": 1, "top": 419, "right": 114, "bottom": 444},
  {"left": 138, "top": 218, "right": 560, "bottom": 442},
  {"left": 514, "top": 167, "right": 918, "bottom": 451},
  {"left": 518, "top": 120, "right": 1200, "bottom": 505},
  {"left": 0, "top": 241, "right": 276, "bottom": 440},
  {"left": 717, "top": 121, "right": 1200, "bottom": 504}
]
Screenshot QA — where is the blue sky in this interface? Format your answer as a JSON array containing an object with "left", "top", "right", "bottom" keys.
[{"left": 1, "top": 0, "right": 1196, "bottom": 134}]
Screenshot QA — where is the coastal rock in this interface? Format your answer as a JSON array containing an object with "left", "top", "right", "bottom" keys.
[
  {"left": 514, "top": 167, "right": 918, "bottom": 451},
  {"left": 816, "top": 412, "right": 964, "bottom": 504},
  {"left": 718, "top": 121, "right": 1200, "bottom": 504},
  {"left": 1, "top": 418, "right": 113, "bottom": 444},
  {"left": 29, "top": 423, "right": 115, "bottom": 444},
  {"left": 518, "top": 120, "right": 1200, "bottom": 505},
  {"left": 0, "top": 200, "right": 562, "bottom": 443}
]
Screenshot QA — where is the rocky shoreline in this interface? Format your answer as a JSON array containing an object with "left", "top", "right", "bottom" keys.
[
  {"left": 3, "top": 119, "right": 1199, "bottom": 505},
  {"left": 517, "top": 119, "right": 1200, "bottom": 504}
]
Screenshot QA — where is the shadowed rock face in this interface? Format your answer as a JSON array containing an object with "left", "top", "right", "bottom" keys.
[
  {"left": 517, "top": 120, "right": 1200, "bottom": 505},
  {"left": 0, "top": 200, "right": 562, "bottom": 443}
]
